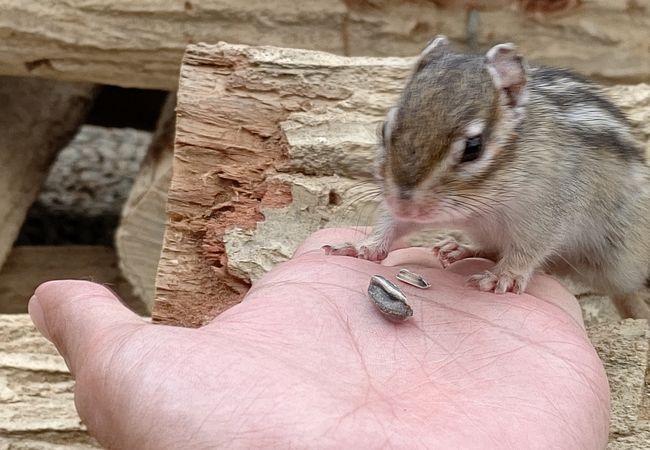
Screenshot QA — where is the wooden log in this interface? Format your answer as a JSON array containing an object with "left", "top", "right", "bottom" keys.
[
  {"left": 0, "top": 1, "right": 648, "bottom": 89},
  {"left": 116, "top": 95, "right": 176, "bottom": 311},
  {"left": 0, "top": 246, "right": 146, "bottom": 315},
  {"left": 0, "top": 77, "right": 98, "bottom": 271},
  {"left": 0, "top": 314, "right": 99, "bottom": 448},
  {"left": 153, "top": 43, "right": 407, "bottom": 326},
  {"left": 155, "top": 43, "right": 650, "bottom": 327}
]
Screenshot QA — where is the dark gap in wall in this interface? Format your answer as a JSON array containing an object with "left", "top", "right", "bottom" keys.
[
  {"left": 16, "top": 209, "right": 118, "bottom": 246},
  {"left": 85, "top": 86, "right": 168, "bottom": 130},
  {"left": 16, "top": 86, "right": 170, "bottom": 246}
]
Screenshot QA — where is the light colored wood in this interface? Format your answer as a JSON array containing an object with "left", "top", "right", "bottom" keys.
[
  {"left": 0, "top": 246, "right": 146, "bottom": 315},
  {"left": 0, "top": 77, "right": 97, "bottom": 271},
  {"left": 156, "top": 43, "right": 650, "bottom": 327},
  {"left": 116, "top": 95, "right": 176, "bottom": 311},
  {"left": 0, "top": 0, "right": 345, "bottom": 89},
  {"left": 0, "top": 314, "right": 99, "bottom": 448},
  {"left": 153, "top": 43, "right": 410, "bottom": 326},
  {"left": 0, "top": 1, "right": 648, "bottom": 89}
]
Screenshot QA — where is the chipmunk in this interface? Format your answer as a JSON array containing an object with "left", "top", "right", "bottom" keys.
[{"left": 324, "top": 36, "right": 650, "bottom": 321}]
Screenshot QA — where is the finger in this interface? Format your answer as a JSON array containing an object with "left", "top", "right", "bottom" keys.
[
  {"left": 293, "top": 227, "right": 413, "bottom": 258},
  {"left": 381, "top": 247, "right": 442, "bottom": 268},
  {"left": 294, "top": 229, "right": 583, "bottom": 323},
  {"left": 29, "top": 280, "right": 146, "bottom": 376},
  {"left": 293, "top": 227, "right": 371, "bottom": 257}
]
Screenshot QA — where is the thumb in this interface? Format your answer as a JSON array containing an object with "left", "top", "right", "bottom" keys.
[{"left": 28, "top": 280, "right": 146, "bottom": 376}]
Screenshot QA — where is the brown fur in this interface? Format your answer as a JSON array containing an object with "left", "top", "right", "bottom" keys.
[{"left": 326, "top": 37, "right": 650, "bottom": 321}]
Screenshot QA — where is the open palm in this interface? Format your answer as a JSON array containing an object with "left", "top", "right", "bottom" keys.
[{"left": 30, "top": 228, "right": 609, "bottom": 449}]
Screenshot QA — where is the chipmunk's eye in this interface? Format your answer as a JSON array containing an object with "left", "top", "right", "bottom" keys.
[{"left": 461, "top": 136, "right": 482, "bottom": 163}]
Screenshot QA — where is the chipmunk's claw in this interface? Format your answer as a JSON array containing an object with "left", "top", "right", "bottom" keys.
[
  {"left": 322, "top": 242, "right": 387, "bottom": 262},
  {"left": 467, "top": 270, "right": 527, "bottom": 294},
  {"left": 322, "top": 243, "right": 359, "bottom": 258},
  {"left": 433, "top": 237, "right": 476, "bottom": 268}
]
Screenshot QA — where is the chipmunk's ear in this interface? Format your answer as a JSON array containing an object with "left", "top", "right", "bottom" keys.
[
  {"left": 416, "top": 35, "right": 449, "bottom": 69},
  {"left": 485, "top": 43, "right": 527, "bottom": 107}
]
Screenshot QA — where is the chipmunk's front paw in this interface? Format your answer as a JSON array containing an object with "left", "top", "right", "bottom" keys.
[
  {"left": 432, "top": 237, "right": 476, "bottom": 268},
  {"left": 322, "top": 243, "right": 359, "bottom": 258},
  {"left": 322, "top": 241, "right": 388, "bottom": 262},
  {"left": 467, "top": 269, "right": 528, "bottom": 294}
]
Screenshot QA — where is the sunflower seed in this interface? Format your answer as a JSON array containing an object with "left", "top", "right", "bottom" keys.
[
  {"left": 396, "top": 268, "right": 430, "bottom": 289},
  {"left": 368, "top": 275, "right": 413, "bottom": 321}
]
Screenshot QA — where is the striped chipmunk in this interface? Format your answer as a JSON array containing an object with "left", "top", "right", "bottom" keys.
[{"left": 324, "top": 36, "right": 650, "bottom": 321}]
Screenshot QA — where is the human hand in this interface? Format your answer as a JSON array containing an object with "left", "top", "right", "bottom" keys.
[{"left": 29, "top": 228, "right": 609, "bottom": 449}]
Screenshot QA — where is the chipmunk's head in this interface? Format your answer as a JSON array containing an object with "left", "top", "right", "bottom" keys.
[{"left": 377, "top": 36, "right": 528, "bottom": 224}]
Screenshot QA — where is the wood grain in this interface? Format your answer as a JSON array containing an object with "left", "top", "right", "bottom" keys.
[
  {"left": 0, "top": 1, "right": 648, "bottom": 88},
  {"left": 116, "top": 95, "right": 176, "bottom": 311},
  {"left": 0, "top": 77, "right": 97, "bottom": 271},
  {"left": 0, "top": 314, "right": 99, "bottom": 448}
]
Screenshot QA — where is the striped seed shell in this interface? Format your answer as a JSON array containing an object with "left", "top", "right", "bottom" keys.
[
  {"left": 367, "top": 275, "right": 413, "bottom": 321},
  {"left": 396, "top": 268, "right": 431, "bottom": 289}
]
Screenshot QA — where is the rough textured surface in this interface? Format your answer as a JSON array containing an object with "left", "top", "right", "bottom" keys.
[
  {"left": 588, "top": 320, "right": 649, "bottom": 439},
  {"left": 608, "top": 431, "right": 650, "bottom": 450},
  {"left": 157, "top": 42, "right": 650, "bottom": 327},
  {"left": 116, "top": 95, "right": 175, "bottom": 310},
  {"left": 0, "top": 77, "right": 97, "bottom": 271},
  {"left": 0, "top": 0, "right": 343, "bottom": 89},
  {"left": 0, "top": 314, "right": 99, "bottom": 448},
  {"left": 579, "top": 293, "right": 622, "bottom": 326},
  {"left": 35, "top": 126, "right": 151, "bottom": 217},
  {"left": 0, "top": 1, "right": 648, "bottom": 89},
  {"left": 589, "top": 319, "right": 650, "bottom": 449},
  {"left": 224, "top": 175, "right": 379, "bottom": 282},
  {"left": 17, "top": 125, "right": 151, "bottom": 246},
  {"left": 0, "top": 246, "right": 146, "bottom": 315},
  {"left": 351, "top": 0, "right": 650, "bottom": 83},
  {"left": 154, "top": 43, "right": 411, "bottom": 326}
]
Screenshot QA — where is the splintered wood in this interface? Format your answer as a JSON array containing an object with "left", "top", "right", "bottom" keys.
[
  {"left": 154, "top": 43, "right": 411, "bottom": 326},
  {"left": 154, "top": 43, "right": 650, "bottom": 327}
]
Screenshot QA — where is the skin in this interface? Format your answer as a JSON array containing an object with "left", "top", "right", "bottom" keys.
[{"left": 29, "top": 228, "right": 609, "bottom": 449}]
